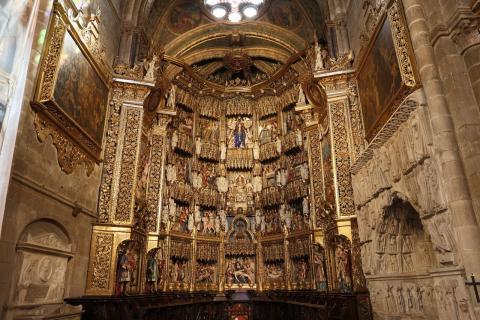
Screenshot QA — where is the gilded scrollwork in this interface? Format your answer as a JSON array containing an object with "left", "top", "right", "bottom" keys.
[
  {"left": 330, "top": 101, "right": 355, "bottom": 216},
  {"left": 33, "top": 114, "right": 95, "bottom": 175},
  {"left": 114, "top": 107, "right": 143, "bottom": 223},
  {"left": 90, "top": 233, "right": 114, "bottom": 290},
  {"left": 98, "top": 101, "right": 122, "bottom": 222},
  {"left": 388, "top": 1, "right": 418, "bottom": 88}
]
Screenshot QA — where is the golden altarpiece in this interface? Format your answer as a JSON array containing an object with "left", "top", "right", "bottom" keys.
[
  {"left": 28, "top": 0, "right": 419, "bottom": 300},
  {"left": 82, "top": 58, "right": 368, "bottom": 296}
]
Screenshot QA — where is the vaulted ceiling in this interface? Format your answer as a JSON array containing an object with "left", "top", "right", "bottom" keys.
[{"left": 135, "top": 0, "right": 329, "bottom": 58}]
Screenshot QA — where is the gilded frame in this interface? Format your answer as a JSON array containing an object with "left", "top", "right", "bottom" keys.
[
  {"left": 356, "top": 0, "right": 420, "bottom": 142},
  {"left": 31, "top": 2, "right": 110, "bottom": 174}
]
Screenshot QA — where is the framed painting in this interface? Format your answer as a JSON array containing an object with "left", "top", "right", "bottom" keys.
[
  {"left": 32, "top": 3, "right": 110, "bottom": 174},
  {"left": 357, "top": 0, "right": 419, "bottom": 142}
]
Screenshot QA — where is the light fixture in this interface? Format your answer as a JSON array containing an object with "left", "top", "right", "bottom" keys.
[
  {"left": 204, "top": 0, "right": 265, "bottom": 23},
  {"left": 243, "top": 6, "right": 258, "bottom": 18},
  {"left": 212, "top": 6, "right": 227, "bottom": 18},
  {"left": 228, "top": 12, "right": 242, "bottom": 22}
]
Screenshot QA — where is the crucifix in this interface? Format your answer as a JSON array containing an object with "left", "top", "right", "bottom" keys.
[{"left": 465, "top": 273, "right": 480, "bottom": 303}]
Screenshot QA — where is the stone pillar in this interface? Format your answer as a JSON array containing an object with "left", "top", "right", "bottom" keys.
[
  {"left": 86, "top": 78, "right": 152, "bottom": 295},
  {"left": 451, "top": 15, "right": 480, "bottom": 108},
  {"left": 403, "top": 0, "right": 480, "bottom": 300}
]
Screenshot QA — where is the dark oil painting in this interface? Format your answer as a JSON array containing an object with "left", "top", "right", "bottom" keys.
[
  {"left": 357, "top": 17, "right": 403, "bottom": 141},
  {"left": 53, "top": 31, "right": 108, "bottom": 145}
]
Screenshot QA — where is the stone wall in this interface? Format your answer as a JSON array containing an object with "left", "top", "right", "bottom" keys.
[
  {"left": 345, "top": 0, "right": 480, "bottom": 319},
  {"left": 0, "top": 0, "right": 122, "bottom": 319}
]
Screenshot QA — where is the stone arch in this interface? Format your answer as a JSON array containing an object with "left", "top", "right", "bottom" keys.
[
  {"left": 12, "top": 219, "right": 72, "bottom": 307},
  {"left": 373, "top": 196, "right": 435, "bottom": 275}
]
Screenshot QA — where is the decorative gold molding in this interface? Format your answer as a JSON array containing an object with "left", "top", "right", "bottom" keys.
[
  {"left": 88, "top": 232, "right": 114, "bottom": 290},
  {"left": 33, "top": 112, "right": 95, "bottom": 175},
  {"left": 329, "top": 100, "right": 355, "bottom": 217},
  {"left": 388, "top": 0, "right": 418, "bottom": 88},
  {"left": 32, "top": 2, "right": 111, "bottom": 175}
]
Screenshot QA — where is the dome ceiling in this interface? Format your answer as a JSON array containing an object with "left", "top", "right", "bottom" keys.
[{"left": 139, "top": 0, "right": 328, "bottom": 58}]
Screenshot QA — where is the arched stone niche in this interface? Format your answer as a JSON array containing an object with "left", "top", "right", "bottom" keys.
[
  {"left": 13, "top": 220, "right": 72, "bottom": 307},
  {"left": 373, "top": 198, "right": 435, "bottom": 275}
]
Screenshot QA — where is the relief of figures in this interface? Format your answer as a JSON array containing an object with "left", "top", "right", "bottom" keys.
[
  {"left": 263, "top": 208, "right": 282, "bottom": 234},
  {"left": 198, "top": 118, "right": 219, "bottom": 143},
  {"left": 169, "top": 259, "right": 189, "bottom": 283},
  {"left": 291, "top": 258, "right": 309, "bottom": 283},
  {"left": 227, "top": 117, "right": 253, "bottom": 148},
  {"left": 196, "top": 262, "right": 216, "bottom": 284},
  {"left": 225, "top": 257, "right": 256, "bottom": 287},
  {"left": 266, "top": 264, "right": 284, "bottom": 281},
  {"left": 197, "top": 209, "right": 219, "bottom": 234},
  {"left": 173, "top": 205, "right": 192, "bottom": 233},
  {"left": 259, "top": 117, "right": 279, "bottom": 145}
]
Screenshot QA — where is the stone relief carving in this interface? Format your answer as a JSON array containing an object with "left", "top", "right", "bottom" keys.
[{"left": 15, "top": 221, "right": 72, "bottom": 308}]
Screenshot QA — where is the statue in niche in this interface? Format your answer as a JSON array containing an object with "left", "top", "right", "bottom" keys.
[
  {"left": 116, "top": 243, "right": 137, "bottom": 296},
  {"left": 313, "top": 244, "right": 327, "bottom": 291},
  {"left": 234, "top": 119, "right": 247, "bottom": 147},
  {"left": 171, "top": 131, "right": 178, "bottom": 149},
  {"left": 220, "top": 142, "right": 227, "bottom": 160},
  {"left": 166, "top": 163, "right": 177, "bottom": 183},
  {"left": 175, "top": 206, "right": 190, "bottom": 232},
  {"left": 168, "top": 198, "right": 176, "bottom": 221},
  {"left": 195, "top": 137, "right": 202, "bottom": 155},
  {"left": 259, "top": 118, "right": 278, "bottom": 145},
  {"left": 219, "top": 209, "right": 228, "bottom": 231},
  {"left": 146, "top": 248, "right": 164, "bottom": 293},
  {"left": 216, "top": 165, "right": 229, "bottom": 193},
  {"left": 166, "top": 86, "right": 176, "bottom": 109},
  {"left": 253, "top": 140, "right": 260, "bottom": 159},
  {"left": 228, "top": 117, "right": 252, "bottom": 148},
  {"left": 187, "top": 211, "right": 194, "bottom": 232},
  {"left": 335, "top": 240, "right": 352, "bottom": 292}
]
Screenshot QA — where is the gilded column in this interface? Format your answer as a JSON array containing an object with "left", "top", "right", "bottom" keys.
[{"left": 86, "top": 78, "right": 152, "bottom": 295}]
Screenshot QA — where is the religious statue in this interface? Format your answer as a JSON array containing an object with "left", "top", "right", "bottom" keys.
[
  {"left": 335, "top": 242, "right": 352, "bottom": 292},
  {"left": 146, "top": 249, "right": 163, "bottom": 293},
  {"left": 219, "top": 209, "right": 228, "bottom": 231},
  {"left": 216, "top": 175, "right": 229, "bottom": 193},
  {"left": 220, "top": 142, "right": 227, "bottom": 160},
  {"left": 144, "top": 55, "right": 159, "bottom": 81},
  {"left": 303, "top": 197, "right": 309, "bottom": 215},
  {"left": 195, "top": 137, "right": 202, "bottom": 156},
  {"left": 314, "top": 40, "right": 324, "bottom": 70},
  {"left": 187, "top": 212, "right": 194, "bottom": 232},
  {"left": 166, "top": 164, "right": 177, "bottom": 183},
  {"left": 252, "top": 175, "right": 262, "bottom": 193},
  {"left": 296, "top": 129, "right": 303, "bottom": 146},
  {"left": 168, "top": 198, "right": 176, "bottom": 221},
  {"left": 116, "top": 246, "right": 137, "bottom": 296},
  {"left": 253, "top": 141, "right": 260, "bottom": 159},
  {"left": 276, "top": 137, "right": 282, "bottom": 154},
  {"left": 166, "top": 85, "right": 176, "bottom": 109},
  {"left": 313, "top": 245, "right": 327, "bottom": 291},
  {"left": 234, "top": 120, "right": 247, "bottom": 148}
]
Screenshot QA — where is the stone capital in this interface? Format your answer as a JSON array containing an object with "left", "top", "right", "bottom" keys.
[{"left": 451, "top": 16, "right": 480, "bottom": 53}]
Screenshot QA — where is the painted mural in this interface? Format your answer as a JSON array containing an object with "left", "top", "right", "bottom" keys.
[{"left": 168, "top": 0, "right": 203, "bottom": 34}]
